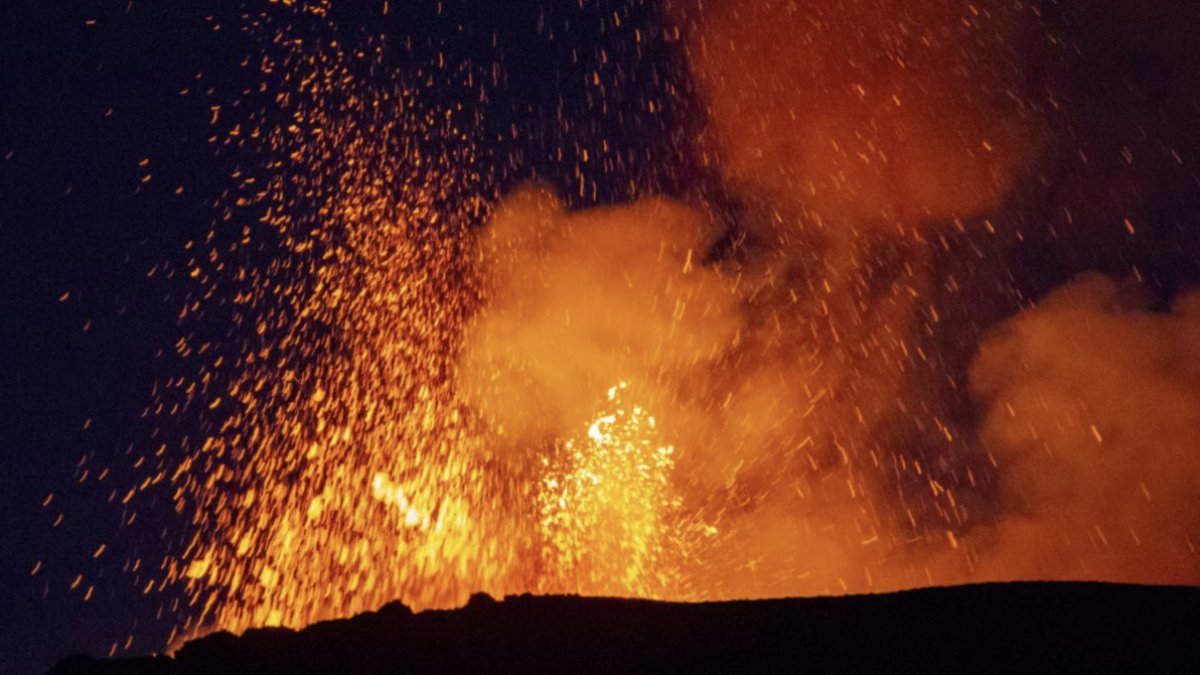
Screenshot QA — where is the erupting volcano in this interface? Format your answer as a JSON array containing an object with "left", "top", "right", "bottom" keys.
[{"left": 6, "top": 0, "right": 1200, "bottom": 670}]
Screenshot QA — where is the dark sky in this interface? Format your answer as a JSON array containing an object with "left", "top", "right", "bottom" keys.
[{"left": 2, "top": 0, "right": 1199, "bottom": 673}]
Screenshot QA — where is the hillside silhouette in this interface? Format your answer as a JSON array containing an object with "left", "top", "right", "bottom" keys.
[{"left": 51, "top": 582, "right": 1200, "bottom": 673}]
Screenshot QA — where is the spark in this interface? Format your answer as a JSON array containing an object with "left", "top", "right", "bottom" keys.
[{"left": 537, "top": 382, "right": 699, "bottom": 598}]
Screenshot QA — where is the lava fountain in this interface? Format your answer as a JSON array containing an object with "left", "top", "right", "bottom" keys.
[{"left": 100, "top": 0, "right": 1200, "bottom": 651}]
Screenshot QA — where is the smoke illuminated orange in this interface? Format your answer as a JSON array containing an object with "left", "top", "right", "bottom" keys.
[{"left": 93, "top": 0, "right": 1199, "bottom": 652}]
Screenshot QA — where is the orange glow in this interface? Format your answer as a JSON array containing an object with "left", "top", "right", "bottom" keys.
[
  {"left": 538, "top": 382, "right": 710, "bottom": 598},
  {"left": 155, "top": 6, "right": 511, "bottom": 637},
  {"left": 99, "top": 0, "right": 1199, "bottom": 650}
]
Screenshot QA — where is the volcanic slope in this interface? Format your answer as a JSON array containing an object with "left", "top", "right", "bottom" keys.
[{"left": 51, "top": 582, "right": 1200, "bottom": 673}]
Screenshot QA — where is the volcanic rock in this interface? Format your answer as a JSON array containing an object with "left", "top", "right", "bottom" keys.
[{"left": 50, "top": 582, "right": 1200, "bottom": 673}]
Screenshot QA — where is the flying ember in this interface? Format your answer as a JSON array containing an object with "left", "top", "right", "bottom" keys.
[
  {"left": 538, "top": 381, "right": 697, "bottom": 598},
  {"left": 87, "top": 0, "right": 1200, "bottom": 655}
]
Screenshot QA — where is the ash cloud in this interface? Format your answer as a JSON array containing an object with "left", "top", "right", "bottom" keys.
[
  {"left": 457, "top": 0, "right": 1199, "bottom": 596},
  {"left": 969, "top": 274, "right": 1200, "bottom": 584},
  {"left": 460, "top": 183, "right": 948, "bottom": 597},
  {"left": 458, "top": 185, "right": 740, "bottom": 448},
  {"left": 668, "top": 0, "right": 1045, "bottom": 233}
]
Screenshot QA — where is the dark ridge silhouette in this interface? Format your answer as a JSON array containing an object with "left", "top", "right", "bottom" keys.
[{"left": 50, "top": 582, "right": 1200, "bottom": 673}]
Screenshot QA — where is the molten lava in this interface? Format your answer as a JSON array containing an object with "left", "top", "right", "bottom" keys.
[
  {"left": 538, "top": 382, "right": 704, "bottom": 598},
  {"left": 89, "top": 0, "right": 1199, "bottom": 654}
]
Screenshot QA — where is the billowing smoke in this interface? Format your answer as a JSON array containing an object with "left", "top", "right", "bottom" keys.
[
  {"left": 669, "top": 0, "right": 1044, "bottom": 232},
  {"left": 970, "top": 274, "right": 1200, "bottom": 584},
  {"left": 457, "top": 0, "right": 1199, "bottom": 597},
  {"left": 459, "top": 183, "right": 944, "bottom": 596},
  {"left": 459, "top": 185, "right": 739, "bottom": 449}
]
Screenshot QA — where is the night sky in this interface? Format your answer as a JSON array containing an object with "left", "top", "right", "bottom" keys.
[{"left": 3, "top": 1, "right": 1199, "bottom": 673}]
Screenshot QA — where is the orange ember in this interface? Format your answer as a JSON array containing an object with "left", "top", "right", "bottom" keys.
[
  {"left": 94, "top": 0, "right": 1199, "bottom": 651},
  {"left": 160, "top": 8, "right": 504, "bottom": 637},
  {"left": 538, "top": 382, "right": 712, "bottom": 598}
]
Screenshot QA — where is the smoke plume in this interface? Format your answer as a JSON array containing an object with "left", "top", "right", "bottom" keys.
[
  {"left": 669, "top": 0, "right": 1044, "bottom": 232},
  {"left": 458, "top": 185, "right": 739, "bottom": 447},
  {"left": 970, "top": 274, "right": 1200, "bottom": 584},
  {"left": 459, "top": 183, "right": 947, "bottom": 596},
  {"left": 456, "top": 0, "right": 1199, "bottom": 597}
]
